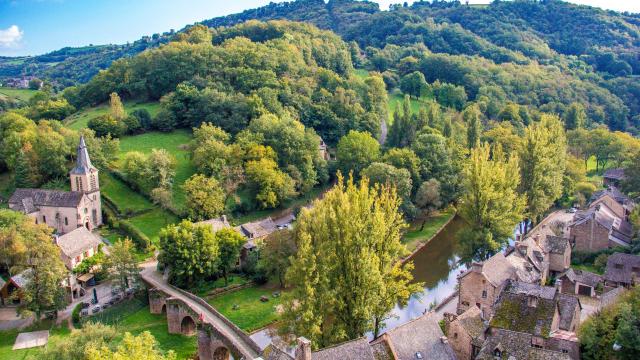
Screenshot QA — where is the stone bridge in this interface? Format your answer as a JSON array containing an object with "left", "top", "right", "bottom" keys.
[{"left": 142, "top": 265, "right": 262, "bottom": 360}]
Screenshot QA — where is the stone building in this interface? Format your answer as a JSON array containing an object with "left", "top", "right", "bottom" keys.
[
  {"left": 544, "top": 235, "right": 571, "bottom": 275},
  {"left": 8, "top": 136, "right": 102, "bottom": 233},
  {"left": 56, "top": 226, "right": 103, "bottom": 270},
  {"left": 603, "top": 168, "right": 626, "bottom": 188},
  {"left": 603, "top": 252, "right": 640, "bottom": 289},
  {"left": 444, "top": 307, "right": 486, "bottom": 360},
  {"left": 557, "top": 268, "right": 602, "bottom": 297},
  {"left": 569, "top": 202, "right": 632, "bottom": 252}
]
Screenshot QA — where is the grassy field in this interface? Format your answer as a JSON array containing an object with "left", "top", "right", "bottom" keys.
[
  {"left": 0, "top": 87, "right": 38, "bottom": 102},
  {"left": 117, "top": 130, "right": 195, "bottom": 209},
  {"left": 403, "top": 207, "right": 456, "bottom": 252},
  {"left": 81, "top": 296, "right": 196, "bottom": 359},
  {"left": 101, "top": 172, "right": 154, "bottom": 213},
  {"left": 129, "top": 209, "right": 179, "bottom": 243},
  {"left": 0, "top": 319, "right": 70, "bottom": 360},
  {"left": 64, "top": 101, "right": 161, "bottom": 130},
  {"left": 208, "top": 285, "right": 283, "bottom": 332}
]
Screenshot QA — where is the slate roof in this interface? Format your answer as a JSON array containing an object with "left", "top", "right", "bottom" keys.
[
  {"left": 459, "top": 252, "right": 514, "bottom": 287},
  {"left": 374, "top": 312, "right": 456, "bottom": 360},
  {"left": 603, "top": 168, "right": 626, "bottom": 181},
  {"left": 490, "top": 280, "right": 557, "bottom": 337},
  {"left": 196, "top": 216, "right": 231, "bottom": 233},
  {"left": 477, "top": 329, "right": 570, "bottom": 360},
  {"left": 457, "top": 306, "right": 487, "bottom": 347},
  {"left": 11, "top": 269, "right": 32, "bottom": 288},
  {"left": 600, "top": 287, "right": 625, "bottom": 309},
  {"left": 604, "top": 252, "right": 640, "bottom": 284},
  {"left": 56, "top": 227, "right": 102, "bottom": 260},
  {"left": 545, "top": 236, "right": 570, "bottom": 255},
  {"left": 558, "top": 268, "right": 601, "bottom": 288},
  {"left": 263, "top": 344, "right": 294, "bottom": 360},
  {"left": 313, "top": 337, "right": 375, "bottom": 360},
  {"left": 557, "top": 294, "right": 580, "bottom": 331},
  {"left": 70, "top": 136, "right": 96, "bottom": 175},
  {"left": 9, "top": 189, "right": 84, "bottom": 211},
  {"left": 590, "top": 186, "right": 630, "bottom": 206},
  {"left": 573, "top": 204, "right": 633, "bottom": 243},
  {"left": 238, "top": 217, "right": 277, "bottom": 239}
]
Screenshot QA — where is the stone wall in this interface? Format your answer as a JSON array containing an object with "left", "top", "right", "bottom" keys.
[
  {"left": 444, "top": 313, "right": 474, "bottom": 360},
  {"left": 457, "top": 271, "right": 499, "bottom": 318},
  {"left": 570, "top": 219, "right": 609, "bottom": 252}
]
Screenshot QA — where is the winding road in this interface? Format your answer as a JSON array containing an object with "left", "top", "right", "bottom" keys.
[{"left": 140, "top": 262, "right": 261, "bottom": 360}]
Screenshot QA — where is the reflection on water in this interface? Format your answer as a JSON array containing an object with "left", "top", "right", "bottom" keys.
[{"left": 373, "top": 216, "right": 468, "bottom": 337}]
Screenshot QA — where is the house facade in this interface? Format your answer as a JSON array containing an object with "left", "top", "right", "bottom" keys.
[
  {"left": 603, "top": 252, "right": 640, "bottom": 289},
  {"left": 569, "top": 202, "right": 632, "bottom": 252},
  {"left": 544, "top": 235, "right": 571, "bottom": 274},
  {"left": 444, "top": 307, "right": 486, "bottom": 360},
  {"left": 557, "top": 268, "right": 602, "bottom": 297},
  {"left": 8, "top": 136, "right": 102, "bottom": 234},
  {"left": 56, "top": 227, "right": 103, "bottom": 270}
]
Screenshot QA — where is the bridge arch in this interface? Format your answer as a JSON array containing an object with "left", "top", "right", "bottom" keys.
[{"left": 181, "top": 315, "right": 197, "bottom": 336}]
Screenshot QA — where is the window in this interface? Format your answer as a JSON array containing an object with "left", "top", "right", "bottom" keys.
[
  {"left": 462, "top": 301, "right": 470, "bottom": 307},
  {"left": 476, "top": 303, "right": 481, "bottom": 308},
  {"left": 84, "top": 208, "right": 88, "bottom": 214},
  {"left": 454, "top": 332, "right": 458, "bottom": 339},
  {"left": 615, "top": 263, "right": 624, "bottom": 269},
  {"left": 482, "top": 290, "right": 487, "bottom": 299},
  {"left": 64, "top": 217, "right": 68, "bottom": 226},
  {"left": 42, "top": 215, "right": 46, "bottom": 223},
  {"left": 561, "top": 349, "right": 569, "bottom": 354}
]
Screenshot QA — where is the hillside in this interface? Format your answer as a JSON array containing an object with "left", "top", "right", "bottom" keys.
[{"left": 2, "top": 0, "right": 640, "bottom": 131}]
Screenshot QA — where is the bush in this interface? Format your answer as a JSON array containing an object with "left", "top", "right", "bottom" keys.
[
  {"left": 151, "top": 110, "right": 176, "bottom": 132},
  {"left": 88, "top": 114, "right": 126, "bottom": 138},
  {"left": 118, "top": 220, "right": 151, "bottom": 250},
  {"left": 575, "top": 182, "right": 597, "bottom": 203},
  {"left": 131, "top": 109, "right": 152, "bottom": 130},
  {"left": 123, "top": 115, "right": 142, "bottom": 135},
  {"left": 72, "top": 302, "right": 83, "bottom": 325}
]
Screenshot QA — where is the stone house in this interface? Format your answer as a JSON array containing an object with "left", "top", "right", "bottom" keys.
[
  {"left": 603, "top": 168, "right": 626, "bottom": 188},
  {"left": 544, "top": 235, "right": 571, "bottom": 275},
  {"left": 8, "top": 136, "right": 103, "bottom": 233},
  {"left": 444, "top": 306, "right": 486, "bottom": 360},
  {"left": 56, "top": 227, "right": 103, "bottom": 270},
  {"left": 457, "top": 237, "right": 547, "bottom": 318},
  {"left": 479, "top": 280, "right": 581, "bottom": 359},
  {"left": 569, "top": 202, "right": 633, "bottom": 252},
  {"left": 603, "top": 252, "right": 640, "bottom": 289},
  {"left": 557, "top": 268, "right": 602, "bottom": 297},
  {"left": 0, "top": 269, "right": 31, "bottom": 306}
]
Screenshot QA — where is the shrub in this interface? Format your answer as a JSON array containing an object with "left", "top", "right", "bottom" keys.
[
  {"left": 88, "top": 114, "right": 125, "bottom": 137},
  {"left": 123, "top": 115, "right": 142, "bottom": 134},
  {"left": 72, "top": 302, "right": 83, "bottom": 325},
  {"left": 131, "top": 108, "right": 152, "bottom": 130}
]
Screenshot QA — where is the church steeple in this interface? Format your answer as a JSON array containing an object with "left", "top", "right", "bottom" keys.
[{"left": 70, "top": 136, "right": 99, "bottom": 193}]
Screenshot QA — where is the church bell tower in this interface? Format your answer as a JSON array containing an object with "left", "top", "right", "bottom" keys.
[{"left": 70, "top": 136, "right": 102, "bottom": 228}]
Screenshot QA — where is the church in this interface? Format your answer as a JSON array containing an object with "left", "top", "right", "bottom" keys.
[{"left": 8, "top": 136, "right": 103, "bottom": 234}]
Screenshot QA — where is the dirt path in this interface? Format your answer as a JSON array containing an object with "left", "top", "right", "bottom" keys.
[{"left": 379, "top": 117, "right": 388, "bottom": 145}]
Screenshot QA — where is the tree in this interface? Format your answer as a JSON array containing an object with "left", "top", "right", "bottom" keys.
[
  {"left": 519, "top": 114, "right": 567, "bottom": 224},
  {"left": 387, "top": 96, "right": 416, "bottom": 148},
  {"left": 459, "top": 144, "right": 525, "bottom": 261},
  {"left": 564, "top": 102, "right": 587, "bottom": 130},
  {"left": 88, "top": 114, "right": 126, "bottom": 138},
  {"left": 336, "top": 130, "right": 380, "bottom": 177},
  {"left": 589, "top": 127, "right": 624, "bottom": 172},
  {"left": 283, "top": 176, "right": 421, "bottom": 348},
  {"left": 150, "top": 187, "right": 173, "bottom": 224},
  {"left": 0, "top": 210, "right": 29, "bottom": 276},
  {"left": 182, "top": 174, "right": 225, "bottom": 221},
  {"left": 109, "top": 92, "right": 126, "bottom": 120},
  {"left": 260, "top": 229, "right": 296, "bottom": 288},
  {"left": 415, "top": 179, "right": 442, "bottom": 229},
  {"left": 86, "top": 331, "right": 176, "bottom": 360},
  {"left": 361, "top": 162, "right": 412, "bottom": 201},
  {"left": 106, "top": 239, "right": 140, "bottom": 293},
  {"left": 245, "top": 158, "right": 297, "bottom": 209},
  {"left": 18, "top": 221, "right": 68, "bottom": 321},
  {"left": 145, "top": 149, "right": 176, "bottom": 190},
  {"left": 464, "top": 104, "right": 482, "bottom": 149},
  {"left": 215, "top": 228, "right": 245, "bottom": 286},
  {"left": 400, "top": 71, "right": 427, "bottom": 99},
  {"left": 40, "top": 322, "right": 117, "bottom": 360},
  {"left": 158, "top": 221, "right": 219, "bottom": 288},
  {"left": 14, "top": 149, "right": 36, "bottom": 188},
  {"left": 622, "top": 151, "right": 640, "bottom": 198},
  {"left": 382, "top": 148, "right": 421, "bottom": 188}
]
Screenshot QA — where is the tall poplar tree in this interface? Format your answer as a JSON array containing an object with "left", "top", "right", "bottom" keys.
[
  {"left": 282, "top": 176, "right": 421, "bottom": 348},
  {"left": 109, "top": 92, "right": 126, "bottom": 120},
  {"left": 464, "top": 104, "right": 482, "bottom": 149},
  {"left": 459, "top": 143, "right": 525, "bottom": 261},
  {"left": 519, "top": 114, "right": 567, "bottom": 224}
]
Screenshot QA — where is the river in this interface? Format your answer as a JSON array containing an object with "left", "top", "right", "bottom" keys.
[{"left": 250, "top": 215, "right": 524, "bottom": 350}]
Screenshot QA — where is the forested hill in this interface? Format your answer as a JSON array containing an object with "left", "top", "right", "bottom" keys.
[{"left": 2, "top": 0, "right": 640, "bottom": 130}]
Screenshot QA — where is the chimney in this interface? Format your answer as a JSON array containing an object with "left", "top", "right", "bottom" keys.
[
  {"left": 295, "top": 337, "right": 312, "bottom": 360},
  {"left": 471, "top": 262, "right": 483, "bottom": 273},
  {"left": 555, "top": 279, "right": 562, "bottom": 293}
]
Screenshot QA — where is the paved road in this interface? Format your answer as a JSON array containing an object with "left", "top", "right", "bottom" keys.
[{"left": 140, "top": 262, "right": 261, "bottom": 360}]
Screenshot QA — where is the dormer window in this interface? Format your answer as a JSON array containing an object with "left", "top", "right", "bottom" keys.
[
  {"left": 528, "top": 296, "right": 538, "bottom": 308},
  {"left": 482, "top": 290, "right": 487, "bottom": 299},
  {"left": 415, "top": 352, "right": 423, "bottom": 359},
  {"left": 615, "top": 263, "right": 624, "bottom": 270}
]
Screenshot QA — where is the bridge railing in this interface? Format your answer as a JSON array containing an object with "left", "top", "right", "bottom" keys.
[{"left": 144, "top": 275, "right": 262, "bottom": 355}]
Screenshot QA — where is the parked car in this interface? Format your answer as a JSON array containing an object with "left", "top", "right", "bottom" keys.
[
  {"left": 92, "top": 306, "right": 101, "bottom": 313},
  {"left": 111, "top": 287, "right": 121, "bottom": 295},
  {"left": 81, "top": 302, "right": 90, "bottom": 309},
  {"left": 102, "top": 302, "right": 111, "bottom": 309}
]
